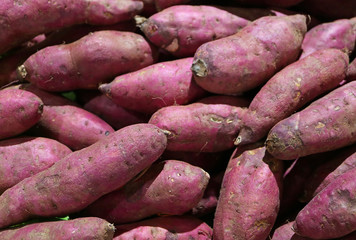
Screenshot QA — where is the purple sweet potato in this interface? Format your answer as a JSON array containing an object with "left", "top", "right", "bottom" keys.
[
  {"left": 85, "top": 160, "right": 209, "bottom": 224},
  {"left": 213, "top": 144, "right": 283, "bottom": 240},
  {"left": 18, "top": 31, "right": 158, "bottom": 92},
  {"left": 0, "top": 123, "right": 167, "bottom": 229},
  {"left": 154, "top": 0, "right": 191, "bottom": 11},
  {"left": 113, "top": 216, "right": 212, "bottom": 239},
  {"left": 99, "top": 57, "right": 207, "bottom": 114},
  {"left": 191, "top": 14, "right": 307, "bottom": 95},
  {"left": 137, "top": 5, "right": 250, "bottom": 57},
  {"left": 0, "top": 0, "right": 143, "bottom": 55},
  {"left": 271, "top": 221, "right": 311, "bottom": 240},
  {"left": 0, "top": 137, "right": 71, "bottom": 193},
  {"left": 346, "top": 58, "right": 356, "bottom": 81},
  {"left": 0, "top": 88, "right": 43, "bottom": 140},
  {"left": 197, "top": 95, "right": 251, "bottom": 108},
  {"left": 293, "top": 166, "right": 356, "bottom": 239},
  {"left": 236, "top": 49, "right": 349, "bottom": 145},
  {"left": 0, "top": 217, "right": 115, "bottom": 240},
  {"left": 149, "top": 103, "right": 245, "bottom": 152},
  {"left": 266, "top": 81, "right": 356, "bottom": 160},
  {"left": 300, "top": 19, "right": 355, "bottom": 59}
]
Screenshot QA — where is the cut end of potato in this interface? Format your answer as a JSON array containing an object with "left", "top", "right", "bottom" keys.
[
  {"left": 17, "top": 65, "right": 27, "bottom": 80},
  {"left": 98, "top": 84, "right": 111, "bottom": 98},
  {"left": 191, "top": 59, "right": 207, "bottom": 77},
  {"left": 134, "top": 15, "right": 148, "bottom": 29}
]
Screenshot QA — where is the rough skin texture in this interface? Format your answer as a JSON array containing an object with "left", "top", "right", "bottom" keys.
[
  {"left": 0, "top": 217, "right": 115, "bottom": 240},
  {"left": 0, "top": 137, "right": 71, "bottom": 193},
  {"left": 271, "top": 221, "right": 311, "bottom": 240},
  {"left": 266, "top": 81, "right": 356, "bottom": 160},
  {"left": 19, "top": 31, "right": 158, "bottom": 92},
  {"left": 0, "top": 89, "right": 43, "bottom": 140},
  {"left": 0, "top": 124, "right": 167, "bottom": 229},
  {"left": 213, "top": 144, "right": 283, "bottom": 240},
  {"left": 139, "top": 5, "right": 250, "bottom": 57},
  {"left": 85, "top": 160, "right": 209, "bottom": 224},
  {"left": 99, "top": 58, "right": 207, "bottom": 114},
  {"left": 300, "top": 19, "right": 355, "bottom": 58},
  {"left": 191, "top": 14, "right": 307, "bottom": 95},
  {"left": 293, "top": 166, "right": 356, "bottom": 239},
  {"left": 113, "top": 216, "right": 212, "bottom": 239},
  {"left": 0, "top": 0, "right": 143, "bottom": 55},
  {"left": 149, "top": 103, "right": 246, "bottom": 152},
  {"left": 237, "top": 49, "right": 349, "bottom": 145}
]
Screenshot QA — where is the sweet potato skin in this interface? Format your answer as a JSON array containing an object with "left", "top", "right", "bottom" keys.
[
  {"left": 0, "top": 0, "right": 143, "bottom": 55},
  {"left": 19, "top": 31, "right": 158, "bottom": 92},
  {"left": 149, "top": 103, "right": 245, "bottom": 152},
  {"left": 346, "top": 58, "right": 356, "bottom": 81},
  {"left": 0, "top": 89, "right": 43, "bottom": 140},
  {"left": 293, "top": 166, "right": 356, "bottom": 239},
  {"left": 237, "top": 49, "right": 349, "bottom": 145},
  {"left": 197, "top": 95, "right": 250, "bottom": 108},
  {"left": 266, "top": 81, "right": 356, "bottom": 160},
  {"left": 191, "top": 14, "right": 307, "bottom": 95},
  {"left": 0, "top": 123, "right": 167, "bottom": 229},
  {"left": 99, "top": 58, "right": 207, "bottom": 114},
  {"left": 85, "top": 160, "right": 209, "bottom": 224},
  {"left": 154, "top": 0, "right": 191, "bottom": 11},
  {"left": 139, "top": 5, "right": 250, "bottom": 57},
  {"left": 271, "top": 221, "right": 311, "bottom": 240},
  {"left": 0, "top": 137, "right": 71, "bottom": 193},
  {"left": 113, "top": 216, "right": 212, "bottom": 239}
]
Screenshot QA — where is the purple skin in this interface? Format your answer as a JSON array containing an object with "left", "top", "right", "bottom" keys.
[
  {"left": 154, "top": 0, "right": 191, "bottom": 11},
  {"left": 191, "top": 14, "right": 307, "bottom": 95},
  {"left": 30, "top": 105, "right": 115, "bottom": 150},
  {"left": 0, "top": 0, "right": 143, "bottom": 55},
  {"left": 84, "top": 94, "right": 149, "bottom": 130},
  {"left": 197, "top": 95, "right": 251, "bottom": 108},
  {"left": 300, "top": 19, "right": 355, "bottom": 59},
  {"left": 228, "top": 0, "right": 304, "bottom": 8},
  {"left": 84, "top": 160, "right": 209, "bottom": 224},
  {"left": 293, "top": 166, "right": 356, "bottom": 239},
  {"left": 0, "top": 137, "right": 71, "bottom": 193},
  {"left": 0, "top": 124, "right": 167, "bottom": 229},
  {"left": 271, "top": 221, "right": 312, "bottom": 240},
  {"left": 346, "top": 58, "right": 356, "bottom": 82},
  {"left": 0, "top": 89, "right": 43, "bottom": 140},
  {"left": 213, "top": 145, "right": 283, "bottom": 240},
  {"left": 236, "top": 49, "right": 349, "bottom": 146},
  {"left": 18, "top": 31, "right": 158, "bottom": 92},
  {"left": 0, "top": 217, "right": 115, "bottom": 240},
  {"left": 149, "top": 103, "right": 246, "bottom": 152},
  {"left": 113, "top": 216, "right": 212, "bottom": 239},
  {"left": 138, "top": 5, "right": 249, "bottom": 57},
  {"left": 99, "top": 58, "right": 207, "bottom": 114},
  {"left": 266, "top": 81, "right": 356, "bottom": 160}
]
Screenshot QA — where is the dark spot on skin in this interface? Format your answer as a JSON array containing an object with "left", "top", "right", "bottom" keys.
[
  {"left": 105, "top": 131, "right": 110, "bottom": 136},
  {"left": 88, "top": 157, "right": 93, "bottom": 162}
]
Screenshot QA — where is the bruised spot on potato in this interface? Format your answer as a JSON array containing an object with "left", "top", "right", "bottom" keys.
[
  {"left": 315, "top": 122, "right": 325, "bottom": 129},
  {"left": 191, "top": 59, "right": 207, "bottom": 77},
  {"left": 165, "top": 38, "right": 179, "bottom": 53}
]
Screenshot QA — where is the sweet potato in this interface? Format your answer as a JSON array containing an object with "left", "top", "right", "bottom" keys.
[
  {"left": 0, "top": 0, "right": 143, "bottom": 55},
  {"left": 300, "top": 19, "right": 355, "bottom": 59},
  {"left": 271, "top": 221, "right": 311, "bottom": 240},
  {"left": 149, "top": 103, "right": 245, "bottom": 152},
  {"left": 0, "top": 88, "right": 43, "bottom": 140},
  {"left": 113, "top": 216, "right": 212, "bottom": 239},
  {"left": 213, "top": 144, "right": 283, "bottom": 240},
  {"left": 18, "top": 31, "right": 158, "bottom": 92},
  {"left": 236, "top": 49, "right": 349, "bottom": 145},
  {"left": 346, "top": 58, "right": 356, "bottom": 81},
  {"left": 0, "top": 123, "right": 167, "bottom": 229},
  {"left": 229, "top": 0, "right": 304, "bottom": 8},
  {"left": 293, "top": 166, "right": 356, "bottom": 239},
  {"left": 155, "top": 0, "right": 191, "bottom": 11},
  {"left": 99, "top": 58, "right": 207, "bottom": 114},
  {"left": 191, "top": 14, "right": 307, "bottom": 95},
  {"left": 266, "top": 81, "right": 356, "bottom": 160},
  {"left": 137, "top": 5, "right": 250, "bottom": 57},
  {"left": 197, "top": 95, "right": 250, "bottom": 108},
  {"left": 0, "top": 137, "right": 71, "bottom": 193},
  {"left": 84, "top": 160, "right": 209, "bottom": 224}
]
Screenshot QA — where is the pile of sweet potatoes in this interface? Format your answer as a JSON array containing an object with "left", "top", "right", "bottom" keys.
[{"left": 0, "top": 0, "right": 355, "bottom": 239}]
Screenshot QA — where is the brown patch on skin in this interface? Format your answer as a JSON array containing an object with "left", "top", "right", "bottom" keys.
[{"left": 191, "top": 59, "right": 207, "bottom": 77}]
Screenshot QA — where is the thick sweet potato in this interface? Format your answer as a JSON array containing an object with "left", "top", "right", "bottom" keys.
[
  {"left": 18, "top": 31, "right": 158, "bottom": 92},
  {"left": 99, "top": 58, "right": 207, "bottom": 114},
  {"left": 0, "top": 217, "right": 114, "bottom": 240},
  {"left": 149, "top": 103, "right": 245, "bottom": 152},
  {"left": 213, "top": 144, "right": 283, "bottom": 240},
  {"left": 113, "top": 216, "right": 212, "bottom": 239},
  {"left": 0, "top": 123, "right": 167, "bottom": 229},
  {"left": 266, "top": 81, "right": 356, "bottom": 160},
  {"left": 0, "top": 88, "right": 43, "bottom": 140},
  {"left": 346, "top": 58, "right": 356, "bottom": 81},
  {"left": 293, "top": 166, "right": 356, "bottom": 239},
  {"left": 85, "top": 160, "right": 209, "bottom": 224},
  {"left": 0, "top": 0, "right": 143, "bottom": 55},
  {"left": 0, "top": 137, "right": 71, "bottom": 193},
  {"left": 236, "top": 49, "right": 349, "bottom": 145},
  {"left": 137, "top": 5, "right": 249, "bottom": 57},
  {"left": 197, "top": 95, "right": 250, "bottom": 108},
  {"left": 191, "top": 14, "right": 307, "bottom": 95},
  {"left": 271, "top": 221, "right": 311, "bottom": 240}
]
